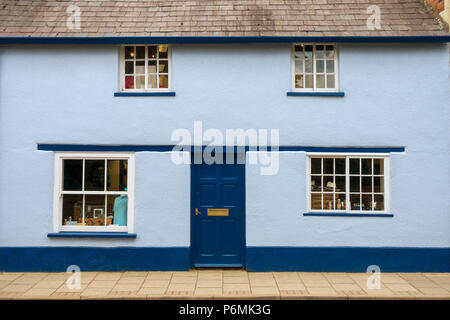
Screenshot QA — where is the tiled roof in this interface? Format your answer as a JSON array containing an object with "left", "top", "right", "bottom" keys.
[{"left": 0, "top": 0, "right": 448, "bottom": 38}]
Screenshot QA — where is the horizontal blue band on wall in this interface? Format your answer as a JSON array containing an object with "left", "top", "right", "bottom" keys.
[
  {"left": 37, "top": 144, "right": 405, "bottom": 153},
  {"left": 287, "top": 92, "right": 345, "bottom": 97},
  {"left": 114, "top": 92, "right": 175, "bottom": 97},
  {"left": 303, "top": 212, "right": 394, "bottom": 217},
  {"left": 1, "top": 36, "right": 450, "bottom": 44},
  {"left": 47, "top": 232, "right": 137, "bottom": 238},
  {"left": 246, "top": 247, "right": 450, "bottom": 272},
  {"left": 0, "top": 247, "right": 190, "bottom": 272}
]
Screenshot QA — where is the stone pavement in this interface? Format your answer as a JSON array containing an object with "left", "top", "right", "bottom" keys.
[{"left": 0, "top": 270, "right": 449, "bottom": 300}]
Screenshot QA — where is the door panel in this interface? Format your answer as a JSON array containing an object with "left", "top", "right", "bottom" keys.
[{"left": 191, "top": 153, "right": 245, "bottom": 267}]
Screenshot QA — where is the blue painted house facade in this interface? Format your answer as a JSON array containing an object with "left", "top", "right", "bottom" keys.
[{"left": 0, "top": 1, "right": 449, "bottom": 272}]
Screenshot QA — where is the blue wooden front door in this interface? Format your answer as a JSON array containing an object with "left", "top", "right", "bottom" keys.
[{"left": 191, "top": 153, "right": 245, "bottom": 267}]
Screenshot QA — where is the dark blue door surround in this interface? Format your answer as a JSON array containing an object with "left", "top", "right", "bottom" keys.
[{"left": 191, "top": 153, "right": 245, "bottom": 267}]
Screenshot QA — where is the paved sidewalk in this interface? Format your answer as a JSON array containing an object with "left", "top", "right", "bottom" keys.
[{"left": 0, "top": 270, "right": 449, "bottom": 300}]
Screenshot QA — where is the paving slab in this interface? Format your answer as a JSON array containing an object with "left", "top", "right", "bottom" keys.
[{"left": 0, "top": 271, "right": 448, "bottom": 300}]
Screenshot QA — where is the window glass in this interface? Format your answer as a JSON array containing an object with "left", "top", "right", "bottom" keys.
[
  {"left": 85, "top": 160, "right": 105, "bottom": 191},
  {"left": 310, "top": 156, "right": 388, "bottom": 213},
  {"left": 63, "top": 160, "right": 82, "bottom": 191},
  {"left": 107, "top": 160, "right": 127, "bottom": 191}
]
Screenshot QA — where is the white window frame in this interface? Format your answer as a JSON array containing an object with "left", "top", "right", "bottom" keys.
[
  {"left": 306, "top": 153, "right": 390, "bottom": 214},
  {"left": 52, "top": 152, "right": 135, "bottom": 233},
  {"left": 120, "top": 44, "right": 172, "bottom": 92},
  {"left": 291, "top": 43, "right": 339, "bottom": 92}
]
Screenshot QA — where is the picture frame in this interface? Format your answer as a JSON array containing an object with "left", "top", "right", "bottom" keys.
[{"left": 93, "top": 208, "right": 104, "bottom": 218}]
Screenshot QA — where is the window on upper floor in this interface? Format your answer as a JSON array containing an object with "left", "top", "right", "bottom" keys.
[
  {"left": 53, "top": 152, "right": 135, "bottom": 232},
  {"left": 307, "top": 155, "right": 390, "bottom": 214},
  {"left": 120, "top": 45, "right": 171, "bottom": 92},
  {"left": 293, "top": 44, "right": 338, "bottom": 92}
]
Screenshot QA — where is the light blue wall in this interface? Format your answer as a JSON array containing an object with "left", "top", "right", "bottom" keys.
[{"left": 0, "top": 43, "right": 449, "bottom": 247}]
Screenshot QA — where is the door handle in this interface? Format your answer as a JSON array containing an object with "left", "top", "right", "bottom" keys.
[{"left": 195, "top": 208, "right": 201, "bottom": 215}]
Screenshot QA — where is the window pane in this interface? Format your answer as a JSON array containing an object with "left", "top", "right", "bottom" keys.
[
  {"left": 295, "top": 74, "right": 304, "bottom": 88},
  {"left": 305, "top": 75, "right": 313, "bottom": 88},
  {"left": 305, "top": 59, "right": 313, "bottom": 73},
  {"left": 350, "top": 194, "right": 361, "bottom": 211},
  {"left": 374, "top": 176, "right": 384, "bottom": 193},
  {"left": 148, "top": 46, "right": 157, "bottom": 58},
  {"left": 326, "top": 45, "right": 334, "bottom": 58},
  {"left": 335, "top": 194, "right": 346, "bottom": 210},
  {"left": 136, "top": 61, "right": 145, "bottom": 74},
  {"left": 84, "top": 195, "right": 105, "bottom": 226},
  {"left": 148, "top": 60, "right": 157, "bottom": 73},
  {"left": 158, "top": 45, "right": 168, "bottom": 58},
  {"left": 125, "top": 61, "right": 134, "bottom": 74},
  {"left": 362, "top": 159, "right": 372, "bottom": 174},
  {"left": 374, "top": 159, "right": 384, "bottom": 175},
  {"left": 316, "top": 60, "right": 324, "bottom": 73},
  {"left": 62, "top": 194, "right": 83, "bottom": 226},
  {"left": 125, "top": 46, "right": 134, "bottom": 59},
  {"left": 350, "top": 158, "right": 360, "bottom": 174},
  {"left": 106, "top": 195, "right": 120, "bottom": 226},
  {"left": 136, "top": 46, "right": 145, "bottom": 59},
  {"left": 107, "top": 160, "right": 128, "bottom": 191},
  {"left": 362, "top": 194, "right": 372, "bottom": 211},
  {"left": 323, "top": 158, "right": 333, "bottom": 174},
  {"left": 311, "top": 193, "right": 322, "bottom": 210},
  {"left": 148, "top": 74, "right": 157, "bottom": 88},
  {"left": 323, "top": 176, "right": 334, "bottom": 192},
  {"left": 159, "top": 60, "right": 169, "bottom": 73},
  {"left": 327, "top": 75, "right": 335, "bottom": 88},
  {"left": 350, "top": 176, "right": 360, "bottom": 192},
  {"left": 304, "top": 45, "right": 313, "bottom": 58},
  {"left": 335, "top": 176, "right": 345, "bottom": 192},
  {"left": 335, "top": 158, "right": 345, "bottom": 174},
  {"left": 111, "top": 194, "right": 128, "bottom": 226},
  {"left": 317, "top": 75, "right": 325, "bottom": 88},
  {"left": 311, "top": 158, "right": 321, "bottom": 174},
  {"left": 63, "top": 160, "right": 82, "bottom": 191},
  {"left": 326, "top": 60, "right": 334, "bottom": 73},
  {"left": 85, "top": 160, "right": 105, "bottom": 191},
  {"left": 295, "top": 60, "right": 303, "bottom": 74},
  {"left": 136, "top": 76, "right": 145, "bottom": 89},
  {"left": 311, "top": 175, "right": 322, "bottom": 192},
  {"left": 159, "top": 75, "right": 169, "bottom": 88},
  {"left": 362, "top": 176, "right": 372, "bottom": 193},
  {"left": 374, "top": 194, "right": 384, "bottom": 211},
  {"left": 316, "top": 45, "right": 324, "bottom": 59},
  {"left": 323, "top": 193, "right": 334, "bottom": 210},
  {"left": 125, "top": 76, "right": 134, "bottom": 89},
  {"left": 294, "top": 46, "right": 304, "bottom": 58}
]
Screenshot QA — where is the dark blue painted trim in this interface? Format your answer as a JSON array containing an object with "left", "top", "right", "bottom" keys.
[
  {"left": 114, "top": 92, "right": 175, "bottom": 97},
  {"left": 287, "top": 92, "right": 345, "bottom": 97},
  {"left": 47, "top": 232, "right": 137, "bottom": 238},
  {"left": 303, "top": 212, "right": 393, "bottom": 217},
  {"left": 246, "top": 247, "right": 450, "bottom": 272},
  {"left": 1, "top": 36, "right": 450, "bottom": 44},
  {"left": 37, "top": 144, "right": 405, "bottom": 153},
  {"left": 0, "top": 247, "right": 190, "bottom": 272}
]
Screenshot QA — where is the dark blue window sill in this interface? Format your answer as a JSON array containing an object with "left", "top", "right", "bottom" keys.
[
  {"left": 114, "top": 92, "right": 175, "bottom": 97},
  {"left": 287, "top": 92, "right": 345, "bottom": 97},
  {"left": 47, "top": 232, "right": 137, "bottom": 238},
  {"left": 303, "top": 212, "right": 393, "bottom": 217}
]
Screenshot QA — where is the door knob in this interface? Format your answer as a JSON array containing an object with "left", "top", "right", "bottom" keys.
[{"left": 195, "top": 208, "right": 201, "bottom": 215}]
